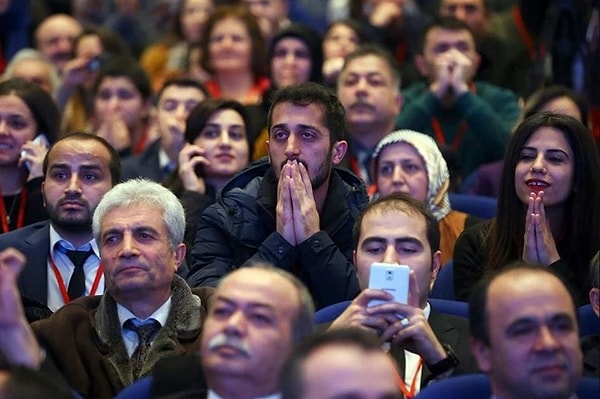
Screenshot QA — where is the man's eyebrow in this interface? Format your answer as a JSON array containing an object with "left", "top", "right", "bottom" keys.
[
  {"left": 361, "top": 236, "right": 423, "bottom": 247},
  {"left": 214, "top": 296, "right": 276, "bottom": 312},
  {"left": 48, "top": 163, "right": 70, "bottom": 170},
  {"left": 270, "top": 123, "right": 321, "bottom": 131},
  {"left": 506, "top": 312, "right": 574, "bottom": 330},
  {"left": 101, "top": 227, "right": 122, "bottom": 239},
  {"left": 79, "top": 165, "right": 105, "bottom": 171}
]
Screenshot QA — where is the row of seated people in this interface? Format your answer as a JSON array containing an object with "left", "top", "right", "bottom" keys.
[
  {"left": 0, "top": 73, "right": 598, "bottom": 312},
  {"left": 0, "top": 2, "right": 597, "bottom": 396},
  {"left": 3, "top": 12, "right": 524, "bottom": 185},
  {"left": 6, "top": 0, "right": 597, "bottom": 101},
  {"left": 3, "top": 1, "right": 598, "bottom": 194},
  {"left": 0, "top": 180, "right": 597, "bottom": 398},
  {"left": 5, "top": 7, "right": 598, "bottom": 200}
]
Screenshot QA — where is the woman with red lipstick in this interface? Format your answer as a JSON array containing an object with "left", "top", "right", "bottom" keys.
[
  {"left": 453, "top": 112, "right": 600, "bottom": 304},
  {"left": 164, "top": 99, "right": 251, "bottom": 255},
  {"left": 0, "top": 78, "right": 59, "bottom": 233}
]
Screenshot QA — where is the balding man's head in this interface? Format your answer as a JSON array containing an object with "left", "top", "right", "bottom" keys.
[{"left": 35, "top": 14, "right": 82, "bottom": 73}]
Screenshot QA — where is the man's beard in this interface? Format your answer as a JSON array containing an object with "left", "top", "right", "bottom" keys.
[{"left": 46, "top": 203, "right": 93, "bottom": 234}]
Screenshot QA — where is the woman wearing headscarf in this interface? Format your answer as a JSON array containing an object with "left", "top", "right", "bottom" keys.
[{"left": 370, "top": 129, "right": 482, "bottom": 265}]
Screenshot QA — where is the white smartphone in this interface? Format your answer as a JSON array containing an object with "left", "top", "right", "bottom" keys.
[
  {"left": 21, "top": 134, "right": 49, "bottom": 170},
  {"left": 368, "top": 263, "right": 410, "bottom": 307}
]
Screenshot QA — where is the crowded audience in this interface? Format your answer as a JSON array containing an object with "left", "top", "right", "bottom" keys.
[{"left": 0, "top": 1, "right": 599, "bottom": 398}]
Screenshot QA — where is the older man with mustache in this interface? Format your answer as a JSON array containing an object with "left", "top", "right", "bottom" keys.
[
  {"left": 0, "top": 179, "right": 214, "bottom": 399},
  {"left": 34, "top": 14, "right": 82, "bottom": 76},
  {"left": 146, "top": 264, "right": 315, "bottom": 399},
  {"left": 336, "top": 44, "right": 403, "bottom": 186}
]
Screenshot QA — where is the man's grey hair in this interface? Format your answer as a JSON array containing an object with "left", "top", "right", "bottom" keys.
[
  {"left": 92, "top": 179, "right": 185, "bottom": 249},
  {"left": 2, "top": 48, "right": 60, "bottom": 95}
]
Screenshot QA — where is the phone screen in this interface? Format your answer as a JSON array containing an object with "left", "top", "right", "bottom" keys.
[{"left": 368, "top": 263, "right": 410, "bottom": 306}]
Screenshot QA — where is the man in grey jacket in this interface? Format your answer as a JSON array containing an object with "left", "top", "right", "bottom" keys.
[{"left": 0, "top": 180, "right": 213, "bottom": 399}]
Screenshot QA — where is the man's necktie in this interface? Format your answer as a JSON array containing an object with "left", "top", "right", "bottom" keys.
[
  {"left": 125, "top": 319, "right": 161, "bottom": 378},
  {"left": 65, "top": 249, "right": 93, "bottom": 299}
]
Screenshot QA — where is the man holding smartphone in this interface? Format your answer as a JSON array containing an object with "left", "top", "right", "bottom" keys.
[{"left": 329, "top": 193, "right": 477, "bottom": 394}]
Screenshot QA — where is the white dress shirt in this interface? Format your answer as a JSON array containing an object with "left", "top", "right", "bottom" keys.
[
  {"left": 47, "top": 225, "right": 104, "bottom": 311},
  {"left": 117, "top": 297, "right": 172, "bottom": 357}
]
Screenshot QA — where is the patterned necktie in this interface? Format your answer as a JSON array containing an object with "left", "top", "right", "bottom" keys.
[
  {"left": 65, "top": 249, "right": 93, "bottom": 299},
  {"left": 125, "top": 318, "right": 161, "bottom": 378}
]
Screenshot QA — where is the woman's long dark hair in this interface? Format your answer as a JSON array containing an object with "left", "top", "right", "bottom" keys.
[{"left": 0, "top": 78, "right": 60, "bottom": 144}]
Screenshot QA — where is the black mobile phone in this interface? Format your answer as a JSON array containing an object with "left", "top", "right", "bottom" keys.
[{"left": 194, "top": 164, "right": 204, "bottom": 177}]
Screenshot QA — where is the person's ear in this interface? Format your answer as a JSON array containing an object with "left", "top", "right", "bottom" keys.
[
  {"left": 332, "top": 140, "right": 348, "bottom": 165},
  {"left": 415, "top": 54, "right": 428, "bottom": 77},
  {"left": 41, "top": 181, "right": 47, "bottom": 208},
  {"left": 429, "top": 250, "right": 442, "bottom": 290},
  {"left": 266, "top": 140, "right": 271, "bottom": 163},
  {"left": 470, "top": 338, "right": 492, "bottom": 373},
  {"left": 590, "top": 287, "right": 599, "bottom": 317},
  {"left": 173, "top": 243, "right": 186, "bottom": 271}
]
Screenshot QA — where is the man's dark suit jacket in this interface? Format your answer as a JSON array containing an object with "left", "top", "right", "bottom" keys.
[
  {"left": 317, "top": 307, "right": 478, "bottom": 387},
  {"left": 582, "top": 335, "right": 599, "bottom": 378},
  {"left": 121, "top": 139, "right": 163, "bottom": 182},
  {"left": 0, "top": 220, "right": 189, "bottom": 310},
  {"left": 389, "top": 310, "right": 478, "bottom": 386},
  {"left": 0, "top": 221, "right": 57, "bottom": 305}
]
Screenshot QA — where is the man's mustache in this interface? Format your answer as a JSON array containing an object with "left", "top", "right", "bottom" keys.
[{"left": 207, "top": 333, "right": 252, "bottom": 357}]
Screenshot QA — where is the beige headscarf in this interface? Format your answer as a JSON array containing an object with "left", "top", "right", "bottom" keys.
[{"left": 371, "top": 129, "right": 452, "bottom": 221}]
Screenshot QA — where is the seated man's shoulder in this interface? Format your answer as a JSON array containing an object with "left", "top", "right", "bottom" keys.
[
  {"left": 191, "top": 286, "right": 216, "bottom": 310},
  {"left": 150, "top": 353, "right": 208, "bottom": 398},
  {"left": 474, "top": 81, "right": 519, "bottom": 101},
  {"left": 31, "top": 296, "right": 103, "bottom": 335},
  {"left": 332, "top": 168, "right": 369, "bottom": 202},
  {"left": 0, "top": 221, "right": 49, "bottom": 244}
]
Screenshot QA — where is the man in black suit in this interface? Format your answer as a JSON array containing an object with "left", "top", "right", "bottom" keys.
[
  {"left": 328, "top": 193, "right": 477, "bottom": 392},
  {"left": 582, "top": 251, "right": 599, "bottom": 377},
  {"left": 0, "top": 180, "right": 214, "bottom": 398},
  {"left": 120, "top": 78, "right": 208, "bottom": 182},
  {"left": 0, "top": 132, "right": 120, "bottom": 312}
]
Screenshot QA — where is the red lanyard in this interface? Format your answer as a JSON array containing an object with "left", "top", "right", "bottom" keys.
[
  {"left": 49, "top": 255, "right": 104, "bottom": 305},
  {"left": 0, "top": 188, "right": 27, "bottom": 233},
  {"left": 349, "top": 155, "right": 367, "bottom": 182},
  {"left": 431, "top": 82, "right": 476, "bottom": 151},
  {"left": 512, "top": 5, "right": 545, "bottom": 61},
  {"left": 394, "top": 357, "right": 423, "bottom": 398},
  {"left": 204, "top": 77, "right": 269, "bottom": 104},
  {"left": 431, "top": 118, "right": 468, "bottom": 151},
  {"left": 133, "top": 127, "right": 149, "bottom": 155}
]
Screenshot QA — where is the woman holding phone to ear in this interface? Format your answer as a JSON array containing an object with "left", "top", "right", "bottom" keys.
[
  {"left": 0, "top": 78, "right": 59, "bottom": 233},
  {"left": 164, "top": 98, "right": 251, "bottom": 252}
]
